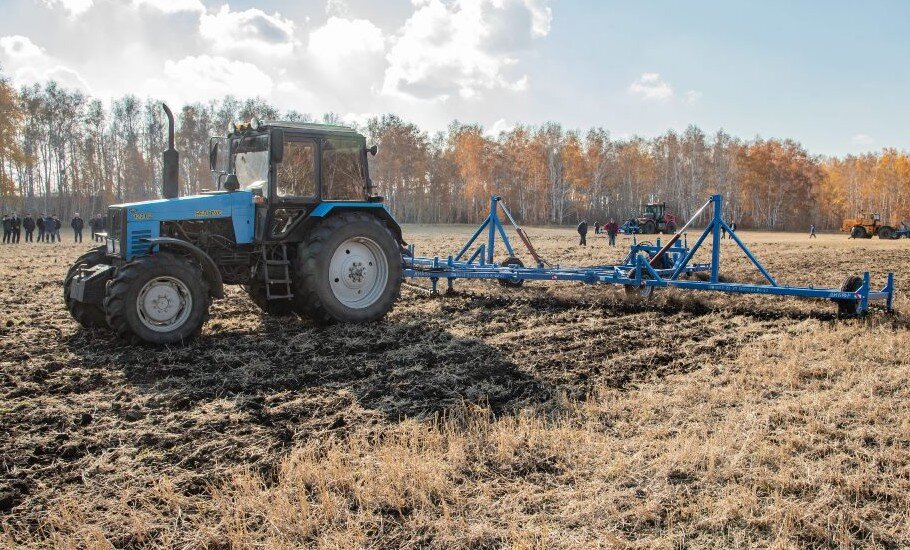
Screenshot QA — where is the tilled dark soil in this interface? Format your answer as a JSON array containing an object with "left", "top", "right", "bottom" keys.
[{"left": 1, "top": 228, "right": 907, "bottom": 538}]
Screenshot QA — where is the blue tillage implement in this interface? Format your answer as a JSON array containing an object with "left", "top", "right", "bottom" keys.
[{"left": 402, "top": 194, "right": 895, "bottom": 316}]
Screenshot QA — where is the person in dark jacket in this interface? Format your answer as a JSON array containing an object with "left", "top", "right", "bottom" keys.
[
  {"left": 43, "top": 215, "right": 56, "bottom": 243},
  {"left": 606, "top": 218, "right": 619, "bottom": 247},
  {"left": 51, "top": 215, "right": 62, "bottom": 242},
  {"left": 11, "top": 213, "right": 21, "bottom": 243},
  {"left": 36, "top": 214, "right": 45, "bottom": 242},
  {"left": 23, "top": 213, "right": 35, "bottom": 242},
  {"left": 71, "top": 213, "right": 84, "bottom": 242},
  {"left": 577, "top": 219, "right": 588, "bottom": 246},
  {"left": 2, "top": 215, "right": 10, "bottom": 244},
  {"left": 593, "top": 221, "right": 601, "bottom": 235}
]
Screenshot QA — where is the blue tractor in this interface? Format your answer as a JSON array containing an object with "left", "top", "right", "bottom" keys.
[{"left": 65, "top": 105, "right": 404, "bottom": 344}]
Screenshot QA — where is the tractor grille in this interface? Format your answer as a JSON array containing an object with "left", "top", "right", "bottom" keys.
[{"left": 129, "top": 229, "right": 152, "bottom": 257}]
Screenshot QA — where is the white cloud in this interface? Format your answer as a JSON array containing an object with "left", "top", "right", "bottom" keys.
[
  {"left": 629, "top": 73, "right": 674, "bottom": 101},
  {"left": 151, "top": 55, "right": 274, "bottom": 102},
  {"left": 0, "top": 35, "right": 45, "bottom": 60},
  {"left": 308, "top": 16, "right": 385, "bottom": 70},
  {"left": 852, "top": 134, "right": 875, "bottom": 147},
  {"left": 685, "top": 90, "right": 702, "bottom": 103},
  {"left": 40, "top": 0, "right": 93, "bottom": 16},
  {"left": 14, "top": 65, "right": 92, "bottom": 92},
  {"left": 487, "top": 117, "right": 514, "bottom": 136},
  {"left": 0, "top": 35, "right": 90, "bottom": 91},
  {"left": 523, "top": 0, "right": 552, "bottom": 37},
  {"left": 199, "top": 5, "right": 297, "bottom": 56},
  {"left": 132, "top": 0, "right": 204, "bottom": 14},
  {"left": 382, "top": 0, "right": 550, "bottom": 101}
]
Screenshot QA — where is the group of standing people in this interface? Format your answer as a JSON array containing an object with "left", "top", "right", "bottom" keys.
[
  {"left": 578, "top": 219, "right": 621, "bottom": 247},
  {"left": 2, "top": 213, "right": 106, "bottom": 244}
]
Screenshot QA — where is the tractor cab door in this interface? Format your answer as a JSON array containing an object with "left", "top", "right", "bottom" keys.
[{"left": 265, "top": 136, "right": 318, "bottom": 241}]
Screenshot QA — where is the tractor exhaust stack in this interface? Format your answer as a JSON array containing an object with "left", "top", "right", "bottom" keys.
[{"left": 162, "top": 104, "right": 179, "bottom": 199}]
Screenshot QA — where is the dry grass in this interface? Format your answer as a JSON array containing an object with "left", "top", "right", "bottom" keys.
[{"left": 2, "top": 227, "right": 910, "bottom": 548}]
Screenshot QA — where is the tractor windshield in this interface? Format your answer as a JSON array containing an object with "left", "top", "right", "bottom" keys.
[{"left": 234, "top": 134, "right": 270, "bottom": 189}]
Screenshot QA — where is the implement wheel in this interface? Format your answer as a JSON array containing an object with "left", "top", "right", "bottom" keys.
[
  {"left": 294, "top": 212, "right": 401, "bottom": 323},
  {"left": 104, "top": 253, "right": 211, "bottom": 344},
  {"left": 498, "top": 257, "right": 525, "bottom": 288},
  {"left": 834, "top": 275, "right": 864, "bottom": 318},
  {"left": 63, "top": 246, "right": 109, "bottom": 328},
  {"left": 624, "top": 269, "right": 654, "bottom": 299}
]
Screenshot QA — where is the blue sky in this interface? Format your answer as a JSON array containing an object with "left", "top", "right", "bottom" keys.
[{"left": 0, "top": 0, "right": 906, "bottom": 155}]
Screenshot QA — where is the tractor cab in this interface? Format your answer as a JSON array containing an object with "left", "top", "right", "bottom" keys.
[
  {"left": 643, "top": 203, "right": 666, "bottom": 220},
  {"left": 209, "top": 120, "right": 382, "bottom": 243}
]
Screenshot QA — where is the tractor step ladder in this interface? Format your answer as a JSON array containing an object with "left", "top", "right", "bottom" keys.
[{"left": 261, "top": 244, "right": 293, "bottom": 300}]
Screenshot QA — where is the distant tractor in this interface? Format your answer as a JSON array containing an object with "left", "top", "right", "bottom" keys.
[
  {"left": 635, "top": 202, "right": 677, "bottom": 234},
  {"left": 65, "top": 105, "right": 403, "bottom": 345},
  {"left": 841, "top": 212, "right": 904, "bottom": 239}
]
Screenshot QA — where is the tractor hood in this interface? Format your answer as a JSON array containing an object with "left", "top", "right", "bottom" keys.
[
  {"left": 112, "top": 191, "right": 255, "bottom": 224},
  {"left": 109, "top": 191, "right": 257, "bottom": 256}
]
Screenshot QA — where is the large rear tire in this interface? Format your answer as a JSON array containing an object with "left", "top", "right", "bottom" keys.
[
  {"left": 642, "top": 220, "right": 657, "bottom": 234},
  {"left": 104, "top": 253, "right": 210, "bottom": 344},
  {"left": 294, "top": 212, "right": 401, "bottom": 323},
  {"left": 878, "top": 226, "right": 894, "bottom": 240},
  {"left": 63, "top": 246, "right": 109, "bottom": 328}
]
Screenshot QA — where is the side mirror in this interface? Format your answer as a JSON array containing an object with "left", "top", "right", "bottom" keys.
[
  {"left": 224, "top": 173, "right": 240, "bottom": 192},
  {"left": 368, "top": 144, "right": 378, "bottom": 156},
  {"left": 270, "top": 129, "right": 284, "bottom": 164}
]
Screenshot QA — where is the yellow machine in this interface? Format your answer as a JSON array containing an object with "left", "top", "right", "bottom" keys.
[{"left": 841, "top": 212, "right": 897, "bottom": 239}]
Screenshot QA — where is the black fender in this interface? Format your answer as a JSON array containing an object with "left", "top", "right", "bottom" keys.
[{"left": 144, "top": 237, "right": 225, "bottom": 298}]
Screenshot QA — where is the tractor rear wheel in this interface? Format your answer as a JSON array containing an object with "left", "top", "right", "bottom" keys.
[
  {"left": 642, "top": 220, "right": 657, "bottom": 234},
  {"left": 834, "top": 275, "right": 864, "bottom": 318},
  {"left": 104, "top": 253, "right": 210, "bottom": 344},
  {"left": 850, "top": 226, "right": 868, "bottom": 239},
  {"left": 878, "top": 226, "right": 894, "bottom": 239},
  {"left": 63, "top": 246, "right": 109, "bottom": 328},
  {"left": 498, "top": 257, "right": 525, "bottom": 288},
  {"left": 294, "top": 212, "right": 401, "bottom": 323}
]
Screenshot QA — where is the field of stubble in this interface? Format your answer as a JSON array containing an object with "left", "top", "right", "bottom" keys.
[{"left": 2, "top": 226, "right": 910, "bottom": 548}]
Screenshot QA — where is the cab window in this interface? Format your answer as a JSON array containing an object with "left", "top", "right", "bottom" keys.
[
  {"left": 322, "top": 138, "right": 364, "bottom": 200},
  {"left": 277, "top": 140, "right": 316, "bottom": 198}
]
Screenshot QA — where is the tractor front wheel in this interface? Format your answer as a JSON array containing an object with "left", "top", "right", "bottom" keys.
[
  {"left": 104, "top": 253, "right": 210, "bottom": 344},
  {"left": 294, "top": 212, "right": 402, "bottom": 323},
  {"left": 63, "top": 246, "right": 109, "bottom": 328}
]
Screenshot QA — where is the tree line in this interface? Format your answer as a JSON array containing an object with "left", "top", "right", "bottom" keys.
[{"left": 1, "top": 72, "right": 908, "bottom": 231}]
